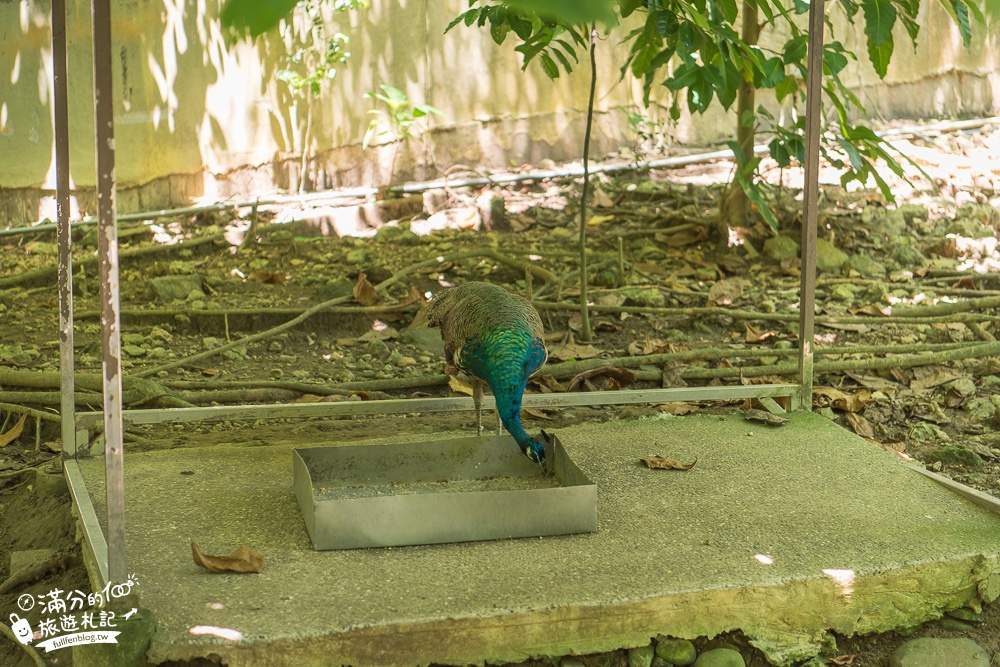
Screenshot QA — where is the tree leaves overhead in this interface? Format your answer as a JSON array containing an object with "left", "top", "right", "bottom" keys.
[
  {"left": 862, "top": 0, "right": 897, "bottom": 78},
  {"left": 220, "top": 0, "right": 299, "bottom": 38}
]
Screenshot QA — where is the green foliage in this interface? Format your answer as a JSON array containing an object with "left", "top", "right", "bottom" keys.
[
  {"left": 448, "top": 0, "right": 981, "bottom": 232},
  {"left": 363, "top": 85, "right": 443, "bottom": 149},
  {"left": 221, "top": 0, "right": 365, "bottom": 38},
  {"left": 221, "top": 0, "right": 299, "bottom": 38},
  {"left": 274, "top": 0, "right": 364, "bottom": 98}
]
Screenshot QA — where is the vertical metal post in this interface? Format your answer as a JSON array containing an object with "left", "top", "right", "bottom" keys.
[
  {"left": 91, "top": 0, "right": 127, "bottom": 583},
  {"left": 797, "top": 0, "right": 825, "bottom": 412},
  {"left": 53, "top": 0, "right": 76, "bottom": 458}
]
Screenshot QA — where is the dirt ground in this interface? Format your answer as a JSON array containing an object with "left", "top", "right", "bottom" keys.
[{"left": 4, "top": 120, "right": 1000, "bottom": 665}]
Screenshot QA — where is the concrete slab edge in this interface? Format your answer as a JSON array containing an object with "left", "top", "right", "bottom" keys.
[{"left": 147, "top": 553, "right": 1000, "bottom": 667}]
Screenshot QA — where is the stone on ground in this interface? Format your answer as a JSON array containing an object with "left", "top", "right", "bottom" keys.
[
  {"left": 655, "top": 638, "right": 697, "bottom": 665},
  {"left": 692, "top": 647, "right": 745, "bottom": 667},
  {"left": 815, "top": 238, "right": 848, "bottom": 272},
  {"left": 890, "top": 637, "right": 989, "bottom": 667},
  {"left": 628, "top": 645, "right": 654, "bottom": 667}
]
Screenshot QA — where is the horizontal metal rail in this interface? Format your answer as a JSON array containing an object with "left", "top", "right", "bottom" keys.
[{"left": 73, "top": 384, "right": 797, "bottom": 430}]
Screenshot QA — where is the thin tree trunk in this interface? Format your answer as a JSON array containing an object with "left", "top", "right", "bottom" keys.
[
  {"left": 719, "top": 0, "right": 760, "bottom": 244},
  {"left": 578, "top": 24, "right": 598, "bottom": 343}
]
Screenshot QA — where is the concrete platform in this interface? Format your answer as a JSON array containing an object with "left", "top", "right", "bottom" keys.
[{"left": 76, "top": 412, "right": 1000, "bottom": 666}]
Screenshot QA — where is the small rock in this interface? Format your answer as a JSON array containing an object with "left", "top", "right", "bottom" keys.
[
  {"left": 928, "top": 445, "right": 984, "bottom": 468},
  {"left": 948, "top": 607, "right": 985, "bottom": 622},
  {"left": 397, "top": 356, "right": 417, "bottom": 368},
  {"left": 147, "top": 347, "right": 169, "bottom": 360},
  {"left": 617, "top": 286, "right": 666, "bottom": 308},
  {"left": 560, "top": 658, "right": 586, "bottom": 667},
  {"left": 123, "top": 344, "right": 147, "bottom": 357},
  {"left": 815, "top": 238, "right": 848, "bottom": 273},
  {"left": 375, "top": 225, "right": 405, "bottom": 240},
  {"left": 35, "top": 470, "right": 68, "bottom": 498},
  {"left": 829, "top": 284, "right": 856, "bottom": 302},
  {"left": 693, "top": 648, "right": 744, "bottom": 667},
  {"left": 897, "top": 203, "right": 929, "bottom": 224},
  {"left": 890, "top": 637, "right": 988, "bottom": 667},
  {"left": 422, "top": 188, "right": 449, "bottom": 214},
  {"left": 939, "top": 617, "right": 977, "bottom": 632},
  {"left": 268, "top": 341, "right": 283, "bottom": 353},
  {"left": 151, "top": 274, "right": 203, "bottom": 302},
  {"left": 365, "top": 338, "right": 391, "bottom": 360},
  {"left": 345, "top": 249, "right": 369, "bottom": 264},
  {"left": 401, "top": 327, "right": 444, "bottom": 354},
  {"left": 844, "top": 253, "right": 887, "bottom": 278},
  {"left": 891, "top": 242, "right": 927, "bottom": 267},
  {"left": 122, "top": 333, "right": 145, "bottom": 345},
  {"left": 656, "top": 637, "right": 697, "bottom": 665},
  {"left": 763, "top": 235, "right": 799, "bottom": 261},
  {"left": 628, "top": 645, "right": 654, "bottom": 667}
]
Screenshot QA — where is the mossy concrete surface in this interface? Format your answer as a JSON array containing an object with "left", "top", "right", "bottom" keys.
[{"left": 77, "top": 412, "right": 1000, "bottom": 666}]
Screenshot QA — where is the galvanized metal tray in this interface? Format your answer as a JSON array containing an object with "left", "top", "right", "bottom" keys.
[{"left": 293, "top": 434, "right": 596, "bottom": 550}]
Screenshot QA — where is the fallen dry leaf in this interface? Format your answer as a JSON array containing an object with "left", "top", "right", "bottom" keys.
[
  {"left": 448, "top": 376, "right": 474, "bottom": 396},
  {"left": 706, "top": 277, "right": 745, "bottom": 306},
  {"left": 744, "top": 322, "right": 778, "bottom": 343},
  {"left": 641, "top": 455, "right": 697, "bottom": 470},
  {"left": 0, "top": 414, "right": 27, "bottom": 448},
  {"left": 661, "top": 361, "right": 689, "bottom": 388},
  {"left": 657, "top": 402, "right": 698, "bottom": 415},
  {"left": 352, "top": 272, "right": 381, "bottom": 306},
  {"left": 531, "top": 375, "right": 566, "bottom": 393},
  {"left": 827, "top": 654, "right": 856, "bottom": 666},
  {"left": 567, "top": 367, "right": 636, "bottom": 392},
  {"left": 813, "top": 386, "right": 876, "bottom": 413},
  {"left": 910, "top": 366, "right": 965, "bottom": 391},
  {"left": 845, "top": 412, "right": 876, "bottom": 438},
  {"left": 249, "top": 269, "right": 287, "bottom": 284},
  {"left": 549, "top": 342, "right": 605, "bottom": 361},
  {"left": 848, "top": 304, "right": 889, "bottom": 317},
  {"left": 191, "top": 542, "right": 265, "bottom": 574},
  {"left": 523, "top": 407, "right": 558, "bottom": 420},
  {"left": 744, "top": 409, "right": 788, "bottom": 426}
]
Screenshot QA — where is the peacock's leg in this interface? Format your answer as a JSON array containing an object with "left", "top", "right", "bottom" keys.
[
  {"left": 472, "top": 380, "right": 484, "bottom": 436},
  {"left": 497, "top": 411, "right": 503, "bottom": 436}
]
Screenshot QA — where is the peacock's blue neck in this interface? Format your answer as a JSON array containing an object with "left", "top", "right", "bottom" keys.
[{"left": 458, "top": 326, "right": 545, "bottom": 455}]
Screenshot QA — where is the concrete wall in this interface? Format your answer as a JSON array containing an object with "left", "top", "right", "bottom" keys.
[{"left": 0, "top": 0, "right": 998, "bottom": 225}]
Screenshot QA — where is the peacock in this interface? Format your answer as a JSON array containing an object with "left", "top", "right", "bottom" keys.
[{"left": 416, "top": 281, "right": 548, "bottom": 466}]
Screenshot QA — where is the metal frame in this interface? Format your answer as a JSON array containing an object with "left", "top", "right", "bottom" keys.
[{"left": 52, "top": 0, "right": 832, "bottom": 590}]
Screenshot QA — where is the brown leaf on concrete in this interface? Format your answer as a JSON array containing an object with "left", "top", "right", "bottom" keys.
[
  {"left": 192, "top": 542, "right": 264, "bottom": 574},
  {"left": 827, "top": 654, "right": 856, "bottom": 666},
  {"left": 0, "top": 414, "right": 26, "bottom": 448},
  {"left": 641, "top": 455, "right": 697, "bottom": 470},
  {"left": 744, "top": 408, "right": 788, "bottom": 426},
  {"left": 657, "top": 402, "right": 698, "bottom": 415},
  {"left": 352, "top": 272, "right": 381, "bottom": 306}
]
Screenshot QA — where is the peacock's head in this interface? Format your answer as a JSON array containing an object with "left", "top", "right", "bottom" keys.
[
  {"left": 524, "top": 429, "right": 551, "bottom": 470},
  {"left": 525, "top": 438, "right": 546, "bottom": 466}
]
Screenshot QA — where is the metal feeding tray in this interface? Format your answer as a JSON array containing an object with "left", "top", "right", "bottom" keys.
[{"left": 293, "top": 434, "right": 597, "bottom": 550}]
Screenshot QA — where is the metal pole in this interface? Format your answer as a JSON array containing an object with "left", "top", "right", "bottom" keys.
[
  {"left": 797, "top": 0, "right": 825, "bottom": 412},
  {"left": 52, "top": 0, "right": 76, "bottom": 458},
  {"left": 91, "top": 0, "right": 127, "bottom": 583}
]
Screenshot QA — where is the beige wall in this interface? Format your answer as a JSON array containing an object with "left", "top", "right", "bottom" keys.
[{"left": 0, "top": 0, "right": 998, "bottom": 224}]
